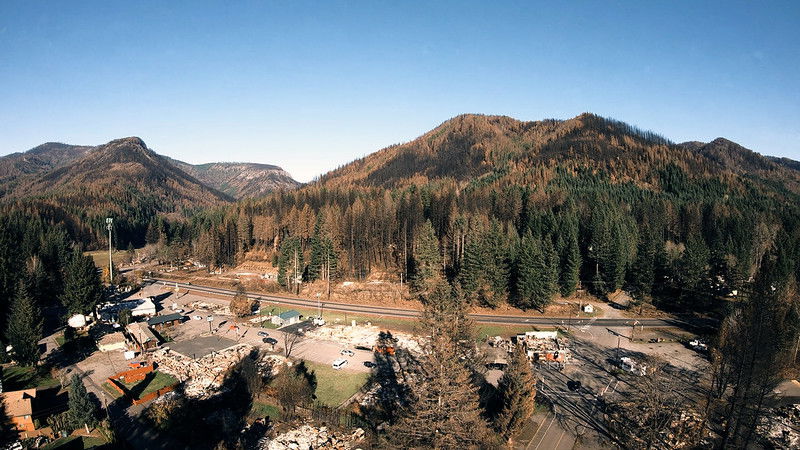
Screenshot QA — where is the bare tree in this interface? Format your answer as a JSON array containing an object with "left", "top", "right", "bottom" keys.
[
  {"left": 270, "top": 361, "right": 315, "bottom": 418},
  {"left": 606, "top": 359, "right": 697, "bottom": 449},
  {"left": 709, "top": 258, "right": 794, "bottom": 449},
  {"left": 280, "top": 330, "right": 301, "bottom": 358}
]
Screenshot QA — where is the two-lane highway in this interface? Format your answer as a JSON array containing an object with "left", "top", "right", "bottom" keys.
[{"left": 146, "top": 277, "right": 689, "bottom": 328}]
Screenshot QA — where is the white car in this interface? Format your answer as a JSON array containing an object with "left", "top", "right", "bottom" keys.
[
  {"left": 193, "top": 315, "right": 203, "bottom": 321},
  {"left": 332, "top": 358, "right": 348, "bottom": 370},
  {"left": 689, "top": 339, "right": 708, "bottom": 352},
  {"left": 340, "top": 349, "right": 354, "bottom": 357}
]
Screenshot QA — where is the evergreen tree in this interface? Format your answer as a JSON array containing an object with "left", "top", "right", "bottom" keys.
[
  {"left": 61, "top": 250, "right": 103, "bottom": 315},
  {"left": 387, "top": 322, "right": 492, "bottom": 449},
  {"left": 0, "top": 220, "right": 20, "bottom": 335},
  {"left": 277, "top": 237, "right": 303, "bottom": 291},
  {"left": 628, "top": 228, "right": 657, "bottom": 303},
  {"left": 515, "top": 234, "right": 553, "bottom": 311},
  {"left": 307, "top": 235, "right": 337, "bottom": 282},
  {"left": 558, "top": 224, "right": 581, "bottom": 297},
  {"left": 145, "top": 220, "right": 160, "bottom": 245},
  {"left": 411, "top": 220, "right": 441, "bottom": 294},
  {"left": 39, "top": 227, "right": 70, "bottom": 303},
  {"left": 7, "top": 282, "right": 42, "bottom": 367},
  {"left": 542, "top": 236, "right": 559, "bottom": 298},
  {"left": 458, "top": 234, "right": 485, "bottom": 298},
  {"left": 484, "top": 221, "right": 510, "bottom": 302},
  {"left": 495, "top": 346, "right": 537, "bottom": 441},
  {"left": 421, "top": 278, "right": 473, "bottom": 347},
  {"left": 26, "top": 256, "right": 48, "bottom": 307},
  {"left": 67, "top": 374, "right": 99, "bottom": 431},
  {"left": 678, "top": 235, "right": 711, "bottom": 306}
]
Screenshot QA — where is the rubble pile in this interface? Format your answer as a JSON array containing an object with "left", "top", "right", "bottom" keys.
[
  {"left": 262, "top": 424, "right": 365, "bottom": 450},
  {"left": 305, "top": 324, "right": 423, "bottom": 354},
  {"left": 188, "top": 301, "right": 231, "bottom": 316},
  {"left": 150, "top": 344, "right": 253, "bottom": 397},
  {"left": 761, "top": 404, "right": 800, "bottom": 448},
  {"left": 665, "top": 410, "right": 706, "bottom": 447}
]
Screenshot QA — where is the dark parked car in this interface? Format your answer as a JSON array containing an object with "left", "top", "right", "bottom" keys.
[{"left": 363, "top": 361, "right": 375, "bottom": 368}]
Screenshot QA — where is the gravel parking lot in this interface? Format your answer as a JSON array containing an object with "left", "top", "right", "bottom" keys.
[{"left": 138, "top": 283, "right": 375, "bottom": 372}]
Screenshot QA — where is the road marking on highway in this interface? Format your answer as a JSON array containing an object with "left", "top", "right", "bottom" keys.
[
  {"left": 553, "top": 429, "right": 566, "bottom": 450},
  {"left": 529, "top": 414, "right": 549, "bottom": 447},
  {"left": 579, "top": 317, "right": 597, "bottom": 331},
  {"left": 532, "top": 414, "right": 558, "bottom": 450}
]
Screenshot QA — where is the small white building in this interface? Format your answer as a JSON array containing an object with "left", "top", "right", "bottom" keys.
[
  {"left": 67, "top": 314, "right": 88, "bottom": 328},
  {"left": 271, "top": 310, "right": 301, "bottom": 327},
  {"left": 131, "top": 298, "right": 157, "bottom": 317},
  {"left": 98, "top": 297, "right": 157, "bottom": 322},
  {"left": 97, "top": 332, "right": 127, "bottom": 352},
  {"left": 582, "top": 304, "right": 594, "bottom": 314},
  {"left": 524, "top": 330, "right": 558, "bottom": 340}
]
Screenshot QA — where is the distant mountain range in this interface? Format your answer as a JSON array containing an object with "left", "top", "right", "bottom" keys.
[
  {"left": 2, "top": 114, "right": 798, "bottom": 249},
  {"left": 0, "top": 138, "right": 301, "bottom": 201},
  {"left": 165, "top": 158, "right": 301, "bottom": 198}
]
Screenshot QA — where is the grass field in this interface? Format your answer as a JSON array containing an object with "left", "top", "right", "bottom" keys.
[
  {"left": 304, "top": 361, "right": 369, "bottom": 407},
  {"left": 2, "top": 365, "right": 60, "bottom": 391},
  {"left": 85, "top": 249, "right": 128, "bottom": 269},
  {"left": 120, "top": 371, "right": 178, "bottom": 398},
  {"left": 104, "top": 371, "right": 177, "bottom": 401},
  {"left": 101, "top": 381, "right": 123, "bottom": 399},
  {"left": 474, "top": 324, "right": 554, "bottom": 341},
  {"left": 259, "top": 304, "right": 419, "bottom": 333},
  {"left": 250, "top": 401, "right": 282, "bottom": 420},
  {"left": 42, "top": 435, "right": 107, "bottom": 449}
]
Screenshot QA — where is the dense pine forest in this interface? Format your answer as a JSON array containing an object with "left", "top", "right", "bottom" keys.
[{"left": 179, "top": 114, "right": 800, "bottom": 315}]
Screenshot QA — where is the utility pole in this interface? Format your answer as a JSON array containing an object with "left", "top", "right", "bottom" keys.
[
  {"left": 326, "top": 251, "right": 331, "bottom": 302},
  {"left": 106, "top": 217, "right": 113, "bottom": 285},
  {"left": 293, "top": 248, "right": 299, "bottom": 295}
]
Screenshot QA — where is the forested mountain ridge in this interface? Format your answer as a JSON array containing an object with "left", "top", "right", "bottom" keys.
[
  {"left": 165, "top": 158, "right": 302, "bottom": 198},
  {"left": 318, "top": 113, "right": 800, "bottom": 196},
  {"left": 1, "top": 137, "right": 233, "bottom": 247},
  {"left": 184, "top": 113, "right": 800, "bottom": 318},
  {"left": 0, "top": 142, "right": 93, "bottom": 195}
]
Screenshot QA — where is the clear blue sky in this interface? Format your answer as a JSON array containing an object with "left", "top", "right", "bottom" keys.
[{"left": 1, "top": 1, "right": 798, "bottom": 182}]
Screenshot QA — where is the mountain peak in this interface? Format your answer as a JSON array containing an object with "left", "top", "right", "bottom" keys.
[{"left": 106, "top": 136, "right": 147, "bottom": 148}]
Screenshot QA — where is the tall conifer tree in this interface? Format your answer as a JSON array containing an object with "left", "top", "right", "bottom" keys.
[{"left": 7, "top": 282, "right": 42, "bottom": 367}]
